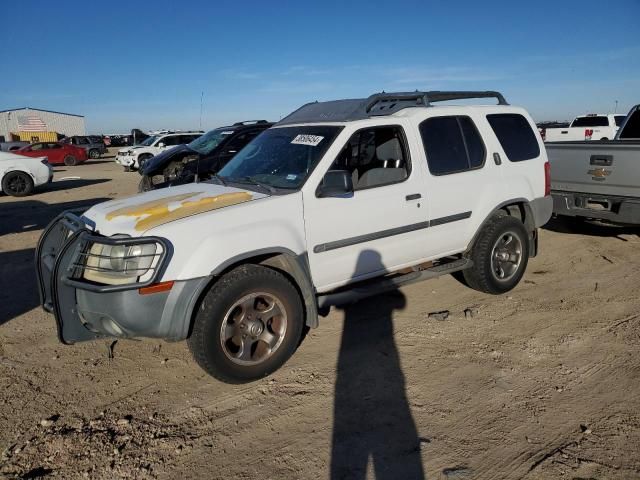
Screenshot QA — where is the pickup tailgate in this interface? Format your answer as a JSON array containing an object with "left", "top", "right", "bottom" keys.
[{"left": 547, "top": 141, "right": 640, "bottom": 197}]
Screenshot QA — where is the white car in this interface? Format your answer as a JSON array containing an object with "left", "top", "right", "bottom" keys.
[
  {"left": 37, "top": 90, "right": 552, "bottom": 383},
  {"left": 543, "top": 113, "right": 627, "bottom": 142},
  {"left": 0, "top": 150, "right": 52, "bottom": 197},
  {"left": 115, "top": 132, "right": 203, "bottom": 171}
]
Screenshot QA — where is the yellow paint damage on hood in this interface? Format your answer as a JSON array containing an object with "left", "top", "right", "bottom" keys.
[{"left": 105, "top": 191, "right": 253, "bottom": 231}]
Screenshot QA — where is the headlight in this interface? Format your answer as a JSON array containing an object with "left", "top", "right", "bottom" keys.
[{"left": 82, "top": 241, "right": 163, "bottom": 285}]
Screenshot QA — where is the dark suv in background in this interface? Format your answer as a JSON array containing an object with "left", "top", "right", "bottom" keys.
[
  {"left": 138, "top": 120, "right": 273, "bottom": 191},
  {"left": 60, "top": 135, "right": 108, "bottom": 159}
]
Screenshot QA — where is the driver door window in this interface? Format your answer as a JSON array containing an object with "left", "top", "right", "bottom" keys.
[{"left": 329, "top": 126, "right": 410, "bottom": 190}]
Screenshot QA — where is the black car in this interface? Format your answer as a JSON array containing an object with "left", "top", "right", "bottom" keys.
[{"left": 138, "top": 120, "right": 273, "bottom": 191}]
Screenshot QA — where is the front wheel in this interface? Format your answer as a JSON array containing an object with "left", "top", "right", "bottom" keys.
[
  {"left": 188, "top": 264, "right": 304, "bottom": 383},
  {"left": 88, "top": 149, "right": 100, "bottom": 159},
  {"left": 463, "top": 213, "right": 529, "bottom": 294},
  {"left": 63, "top": 155, "right": 77, "bottom": 166},
  {"left": 2, "top": 171, "right": 34, "bottom": 197}
]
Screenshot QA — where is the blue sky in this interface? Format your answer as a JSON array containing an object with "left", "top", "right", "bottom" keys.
[{"left": 1, "top": 0, "right": 638, "bottom": 133}]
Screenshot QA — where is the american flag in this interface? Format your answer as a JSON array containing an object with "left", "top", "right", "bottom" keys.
[{"left": 17, "top": 115, "right": 47, "bottom": 131}]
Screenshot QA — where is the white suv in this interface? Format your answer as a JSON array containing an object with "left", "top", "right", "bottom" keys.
[
  {"left": 36, "top": 91, "right": 552, "bottom": 383},
  {"left": 115, "top": 131, "right": 203, "bottom": 171}
]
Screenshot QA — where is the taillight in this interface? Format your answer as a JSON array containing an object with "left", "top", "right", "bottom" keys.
[{"left": 544, "top": 161, "right": 551, "bottom": 196}]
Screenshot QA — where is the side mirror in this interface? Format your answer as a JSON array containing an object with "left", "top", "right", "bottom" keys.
[{"left": 316, "top": 170, "right": 353, "bottom": 198}]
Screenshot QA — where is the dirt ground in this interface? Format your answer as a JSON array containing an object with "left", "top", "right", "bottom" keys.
[{"left": 1, "top": 150, "right": 639, "bottom": 479}]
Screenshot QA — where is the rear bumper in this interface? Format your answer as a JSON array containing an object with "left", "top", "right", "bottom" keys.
[
  {"left": 530, "top": 195, "right": 554, "bottom": 227},
  {"left": 35, "top": 212, "right": 210, "bottom": 344},
  {"left": 552, "top": 190, "right": 640, "bottom": 224}
]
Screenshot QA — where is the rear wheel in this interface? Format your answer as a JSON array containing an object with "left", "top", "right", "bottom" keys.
[
  {"left": 463, "top": 213, "right": 529, "bottom": 294},
  {"left": 63, "top": 155, "right": 77, "bottom": 166},
  {"left": 188, "top": 264, "right": 304, "bottom": 383},
  {"left": 2, "top": 171, "right": 34, "bottom": 197},
  {"left": 88, "top": 149, "right": 100, "bottom": 159}
]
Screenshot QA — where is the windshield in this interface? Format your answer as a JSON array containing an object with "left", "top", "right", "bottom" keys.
[
  {"left": 140, "top": 135, "right": 159, "bottom": 146},
  {"left": 188, "top": 128, "right": 234, "bottom": 155},
  {"left": 218, "top": 125, "right": 343, "bottom": 189}
]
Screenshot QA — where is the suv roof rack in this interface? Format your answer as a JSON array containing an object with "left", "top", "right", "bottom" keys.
[
  {"left": 277, "top": 90, "right": 508, "bottom": 125},
  {"left": 232, "top": 120, "right": 269, "bottom": 126}
]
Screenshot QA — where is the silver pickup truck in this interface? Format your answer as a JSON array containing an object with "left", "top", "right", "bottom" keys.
[{"left": 548, "top": 105, "right": 640, "bottom": 224}]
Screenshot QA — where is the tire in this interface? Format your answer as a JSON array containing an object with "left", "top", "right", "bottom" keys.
[
  {"left": 63, "top": 155, "right": 77, "bottom": 166},
  {"left": 188, "top": 264, "right": 304, "bottom": 383},
  {"left": 137, "top": 154, "right": 152, "bottom": 171},
  {"left": 2, "top": 171, "right": 34, "bottom": 197},
  {"left": 462, "top": 213, "right": 529, "bottom": 294},
  {"left": 88, "top": 149, "right": 100, "bottom": 159}
]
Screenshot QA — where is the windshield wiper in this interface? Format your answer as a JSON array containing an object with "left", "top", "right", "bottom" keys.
[{"left": 230, "top": 176, "right": 276, "bottom": 194}]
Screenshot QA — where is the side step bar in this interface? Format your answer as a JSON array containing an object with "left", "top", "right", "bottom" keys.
[{"left": 317, "top": 258, "right": 472, "bottom": 309}]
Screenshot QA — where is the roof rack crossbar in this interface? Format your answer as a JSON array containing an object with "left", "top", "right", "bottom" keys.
[
  {"left": 364, "top": 92, "right": 428, "bottom": 114},
  {"left": 232, "top": 120, "right": 269, "bottom": 126},
  {"left": 424, "top": 91, "right": 508, "bottom": 106}
]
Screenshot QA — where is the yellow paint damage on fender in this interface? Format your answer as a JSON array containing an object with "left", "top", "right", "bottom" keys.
[{"left": 105, "top": 191, "right": 253, "bottom": 231}]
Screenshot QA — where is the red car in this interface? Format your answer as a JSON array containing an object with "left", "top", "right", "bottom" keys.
[{"left": 16, "top": 142, "right": 88, "bottom": 166}]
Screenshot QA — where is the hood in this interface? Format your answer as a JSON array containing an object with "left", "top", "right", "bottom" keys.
[
  {"left": 118, "top": 145, "right": 147, "bottom": 153},
  {"left": 141, "top": 144, "right": 194, "bottom": 174},
  {"left": 82, "top": 182, "right": 267, "bottom": 237}
]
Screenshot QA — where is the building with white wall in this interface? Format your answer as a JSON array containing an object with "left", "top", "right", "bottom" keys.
[{"left": 0, "top": 107, "right": 85, "bottom": 142}]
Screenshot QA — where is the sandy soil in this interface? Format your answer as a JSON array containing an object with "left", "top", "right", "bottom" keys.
[{"left": 1, "top": 150, "right": 639, "bottom": 479}]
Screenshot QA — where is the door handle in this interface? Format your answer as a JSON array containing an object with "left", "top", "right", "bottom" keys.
[
  {"left": 590, "top": 154, "right": 613, "bottom": 166},
  {"left": 493, "top": 152, "right": 502, "bottom": 165},
  {"left": 405, "top": 193, "right": 421, "bottom": 201}
]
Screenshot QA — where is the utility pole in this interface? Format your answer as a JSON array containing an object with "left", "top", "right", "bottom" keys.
[
  {"left": 199, "top": 91, "right": 204, "bottom": 130},
  {"left": 614, "top": 100, "right": 618, "bottom": 114}
]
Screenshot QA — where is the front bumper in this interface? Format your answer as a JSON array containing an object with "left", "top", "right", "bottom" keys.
[
  {"left": 115, "top": 155, "right": 136, "bottom": 167},
  {"left": 35, "top": 212, "right": 210, "bottom": 344}
]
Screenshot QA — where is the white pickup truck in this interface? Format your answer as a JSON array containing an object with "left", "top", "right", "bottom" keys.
[
  {"left": 36, "top": 90, "right": 552, "bottom": 383},
  {"left": 543, "top": 113, "right": 627, "bottom": 142}
]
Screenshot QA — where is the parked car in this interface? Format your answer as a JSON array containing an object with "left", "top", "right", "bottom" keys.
[
  {"left": 16, "top": 142, "right": 88, "bottom": 166},
  {"left": 35, "top": 90, "right": 552, "bottom": 383},
  {"left": 548, "top": 104, "right": 640, "bottom": 225},
  {"left": 543, "top": 113, "right": 627, "bottom": 142},
  {"left": 1, "top": 150, "right": 52, "bottom": 196},
  {"left": 60, "top": 136, "right": 107, "bottom": 159},
  {"left": 115, "top": 131, "right": 203, "bottom": 172},
  {"left": 138, "top": 121, "right": 273, "bottom": 191}
]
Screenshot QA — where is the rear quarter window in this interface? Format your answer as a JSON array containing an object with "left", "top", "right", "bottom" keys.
[
  {"left": 571, "top": 116, "right": 609, "bottom": 127},
  {"left": 486, "top": 114, "right": 540, "bottom": 162}
]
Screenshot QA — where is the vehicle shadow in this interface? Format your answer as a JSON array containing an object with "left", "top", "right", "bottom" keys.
[
  {"left": 84, "top": 159, "right": 115, "bottom": 165},
  {"left": 0, "top": 198, "right": 110, "bottom": 236},
  {"left": 544, "top": 216, "right": 640, "bottom": 239},
  {"left": 43, "top": 178, "right": 110, "bottom": 192},
  {"left": 0, "top": 248, "right": 38, "bottom": 325},
  {"left": 331, "top": 250, "right": 425, "bottom": 480}
]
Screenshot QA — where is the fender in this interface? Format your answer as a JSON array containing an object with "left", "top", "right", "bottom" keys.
[
  {"left": 211, "top": 247, "right": 319, "bottom": 328},
  {"left": 466, "top": 198, "right": 538, "bottom": 257}
]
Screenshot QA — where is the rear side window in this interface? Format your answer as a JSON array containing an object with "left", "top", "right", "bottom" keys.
[
  {"left": 615, "top": 115, "right": 627, "bottom": 127},
  {"left": 419, "top": 116, "right": 485, "bottom": 175},
  {"left": 571, "top": 116, "right": 608, "bottom": 127},
  {"left": 486, "top": 114, "right": 540, "bottom": 162}
]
